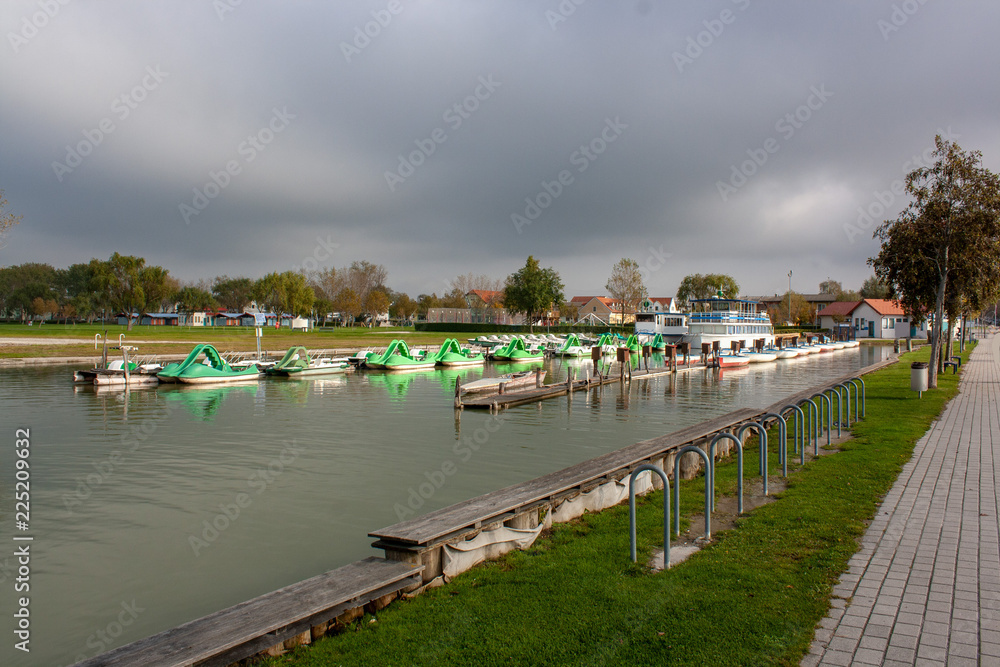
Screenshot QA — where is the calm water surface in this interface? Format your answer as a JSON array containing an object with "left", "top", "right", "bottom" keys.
[{"left": 0, "top": 346, "right": 891, "bottom": 665}]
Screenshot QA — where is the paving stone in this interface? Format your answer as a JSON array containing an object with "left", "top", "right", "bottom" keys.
[{"left": 805, "top": 337, "right": 1000, "bottom": 667}]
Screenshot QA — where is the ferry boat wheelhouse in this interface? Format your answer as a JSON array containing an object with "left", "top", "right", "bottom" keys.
[
  {"left": 633, "top": 299, "right": 687, "bottom": 342},
  {"left": 681, "top": 297, "right": 775, "bottom": 349}
]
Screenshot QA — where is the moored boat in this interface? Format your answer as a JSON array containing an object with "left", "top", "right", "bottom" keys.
[
  {"left": 460, "top": 370, "right": 546, "bottom": 394},
  {"left": 491, "top": 337, "right": 545, "bottom": 362},
  {"left": 434, "top": 339, "right": 486, "bottom": 367},
  {"left": 553, "top": 334, "right": 589, "bottom": 357},
  {"left": 159, "top": 344, "right": 263, "bottom": 385},
  {"left": 266, "top": 346, "right": 353, "bottom": 377},
  {"left": 713, "top": 350, "right": 751, "bottom": 368}
]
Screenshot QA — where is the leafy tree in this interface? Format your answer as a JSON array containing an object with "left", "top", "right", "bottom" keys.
[
  {"left": 778, "top": 291, "right": 813, "bottom": 325},
  {"left": 389, "top": 292, "right": 418, "bottom": 323},
  {"left": 870, "top": 135, "right": 1000, "bottom": 387},
  {"left": 441, "top": 287, "right": 468, "bottom": 309},
  {"left": 30, "top": 297, "right": 58, "bottom": 320},
  {"left": 416, "top": 293, "right": 441, "bottom": 318},
  {"left": 312, "top": 295, "right": 334, "bottom": 325},
  {"left": 140, "top": 265, "right": 175, "bottom": 312},
  {"left": 561, "top": 300, "right": 580, "bottom": 323},
  {"left": 363, "top": 289, "right": 391, "bottom": 325},
  {"left": 175, "top": 286, "right": 217, "bottom": 312},
  {"left": 333, "top": 287, "right": 361, "bottom": 326},
  {"left": 503, "top": 256, "right": 564, "bottom": 330},
  {"left": 93, "top": 253, "right": 148, "bottom": 329},
  {"left": 675, "top": 273, "right": 740, "bottom": 306},
  {"left": 858, "top": 275, "right": 891, "bottom": 299},
  {"left": 605, "top": 258, "right": 647, "bottom": 323},
  {"left": 0, "top": 189, "right": 21, "bottom": 245},
  {"left": 0, "top": 263, "right": 58, "bottom": 321},
  {"left": 212, "top": 276, "right": 254, "bottom": 312},
  {"left": 252, "top": 272, "right": 315, "bottom": 320},
  {"left": 818, "top": 279, "right": 843, "bottom": 296}
]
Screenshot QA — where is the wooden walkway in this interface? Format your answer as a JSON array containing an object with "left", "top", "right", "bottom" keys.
[
  {"left": 459, "top": 360, "right": 710, "bottom": 409},
  {"left": 73, "top": 557, "right": 422, "bottom": 667}
]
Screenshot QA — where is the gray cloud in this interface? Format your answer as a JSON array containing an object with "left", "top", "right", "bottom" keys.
[{"left": 2, "top": 0, "right": 999, "bottom": 299}]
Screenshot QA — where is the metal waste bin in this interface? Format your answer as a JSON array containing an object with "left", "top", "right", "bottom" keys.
[{"left": 911, "top": 361, "right": 928, "bottom": 396}]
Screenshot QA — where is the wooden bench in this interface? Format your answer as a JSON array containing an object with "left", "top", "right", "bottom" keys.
[
  {"left": 371, "top": 407, "right": 762, "bottom": 579},
  {"left": 74, "top": 557, "right": 422, "bottom": 667}
]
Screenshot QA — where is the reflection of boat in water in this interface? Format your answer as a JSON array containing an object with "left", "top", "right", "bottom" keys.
[{"left": 159, "top": 383, "right": 260, "bottom": 420}]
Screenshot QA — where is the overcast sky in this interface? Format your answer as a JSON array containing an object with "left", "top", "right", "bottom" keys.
[{"left": 2, "top": 0, "right": 998, "bottom": 300}]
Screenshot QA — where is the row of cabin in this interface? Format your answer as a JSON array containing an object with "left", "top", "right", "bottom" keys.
[
  {"left": 115, "top": 311, "right": 312, "bottom": 330},
  {"left": 816, "top": 299, "right": 959, "bottom": 339}
]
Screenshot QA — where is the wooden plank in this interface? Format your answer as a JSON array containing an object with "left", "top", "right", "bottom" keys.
[
  {"left": 370, "top": 407, "right": 760, "bottom": 546},
  {"left": 74, "top": 557, "right": 422, "bottom": 667}
]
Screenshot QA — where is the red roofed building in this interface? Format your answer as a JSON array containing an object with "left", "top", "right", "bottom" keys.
[
  {"left": 819, "top": 298, "right": 947, "bottom": 339},
  {"left": 816, "top": 300, "right": 860, "bottom": 330}
]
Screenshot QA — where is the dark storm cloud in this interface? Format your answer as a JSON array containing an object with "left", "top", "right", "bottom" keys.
[{"left": 2, "top": 0, "right": 999, "bottom": 298}]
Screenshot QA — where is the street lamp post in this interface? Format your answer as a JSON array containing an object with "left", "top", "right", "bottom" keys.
[{"left": 787, "top": 270, "right": 792, "bottom": 325}]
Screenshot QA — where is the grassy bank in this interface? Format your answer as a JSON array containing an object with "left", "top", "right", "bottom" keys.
[
  {"left": 264, "top": 343, "right": 971, "bottom": 666},
  {"left": 0, "top": 323, "right": 460, "bottom": 359}
]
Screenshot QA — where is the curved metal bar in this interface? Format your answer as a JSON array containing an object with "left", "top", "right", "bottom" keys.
[
  {"left": 760, "top": 412, "right": 788, "bottom": 477},
  {"left": 672, "top": 446, "right": 713, "bottom": 539},
  {"left": 629, "top": 464, "right": 670, "bottom": 565},
  {"left": 834, "top": 382, "right": 852, "bottom": 427},
  {"left": 781, "top": 403, "right": 805, "bottom": 460},
  {"left": 798, "top": 398, "right": 819, "bottom": 456},
  {"left": 848, "top": 377, "right": 866, "bottom": 417},
  {"left": 826, "top": 387, "right": 842, "bottom": 438},
  {"left": 737, "top": 421, "right": 769, "bottom": 496},
  {"left": 708, "top": 433, "right": 744, "bottom": 516},
  {"left": 810, "top": 392, "right": 832, "bottom": 446}
]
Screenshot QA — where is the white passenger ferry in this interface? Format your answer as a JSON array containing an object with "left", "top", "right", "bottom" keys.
[{"left": 681, "top": 296, "right": 775, "bottom": 350}]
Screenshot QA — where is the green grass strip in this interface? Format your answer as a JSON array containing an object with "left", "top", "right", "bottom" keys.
[{"left": 268, "top": 344, "right": 971, "bottom": 666}]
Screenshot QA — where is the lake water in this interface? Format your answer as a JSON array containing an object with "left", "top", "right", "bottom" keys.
[{"left": 0, "top": 345, "right": 891, "bottom": 666}]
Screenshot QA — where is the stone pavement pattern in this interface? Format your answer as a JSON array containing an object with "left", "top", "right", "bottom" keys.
[{"left": 803, "top": 334, "right": 1000, "bottom": 666}]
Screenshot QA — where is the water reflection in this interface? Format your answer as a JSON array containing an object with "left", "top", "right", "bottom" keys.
[{"left": 158, "top": 383, "right": 262, "bottom": 420}]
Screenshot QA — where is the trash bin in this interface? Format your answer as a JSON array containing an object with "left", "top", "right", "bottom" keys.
[{"left": 911, "top": 361, "right": 928, "bottom": 395}]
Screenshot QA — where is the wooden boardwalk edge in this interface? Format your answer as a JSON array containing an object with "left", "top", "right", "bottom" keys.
[{"left": 72, "top": 557, "right": 423, "bottom": 667}]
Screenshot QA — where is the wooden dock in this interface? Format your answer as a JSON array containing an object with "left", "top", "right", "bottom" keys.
[
  {"left": 458, "top": 360, "right": 710, "bottom": 409},
  {"left": 73, "top": 558, "right": 422, "bottom": 667}
]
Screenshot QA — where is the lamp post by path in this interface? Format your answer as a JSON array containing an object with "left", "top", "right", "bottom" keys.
[{"left": 787, "top": 270, "right": 792, "bottom": 325}]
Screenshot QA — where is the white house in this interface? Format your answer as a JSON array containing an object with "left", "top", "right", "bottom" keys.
[{"left": 849, "top": 299, "right": 931, "bottom": 339}]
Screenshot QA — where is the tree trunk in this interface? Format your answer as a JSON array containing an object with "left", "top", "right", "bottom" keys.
[{"left": 928, "top": 251, "right": 948, "bottom": 389}]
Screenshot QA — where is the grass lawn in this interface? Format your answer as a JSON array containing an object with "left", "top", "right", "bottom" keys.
[
  {"left": 0, "top": 323, "right": 461, "bottom": 359},
  {"left": 263, "top": 343, "right": 971, "bottom": 666}
]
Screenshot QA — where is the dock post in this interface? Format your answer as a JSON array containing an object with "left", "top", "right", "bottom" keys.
[
  {"left": 454, "top": 378, "right": 462, "bottom": 409},
  {"left": 566, "top": 368, "right": 573, "bottom": 393},
  {"left": 498, "top": 381, "right": 505, "bottom": 395},
  {"left": 535, "top": 369, "right": 543, "bottom": 388}
]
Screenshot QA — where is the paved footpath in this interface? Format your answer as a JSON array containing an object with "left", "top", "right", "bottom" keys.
[{"left": 803, "top": 333, "right": 1000, "bottom": 666}]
